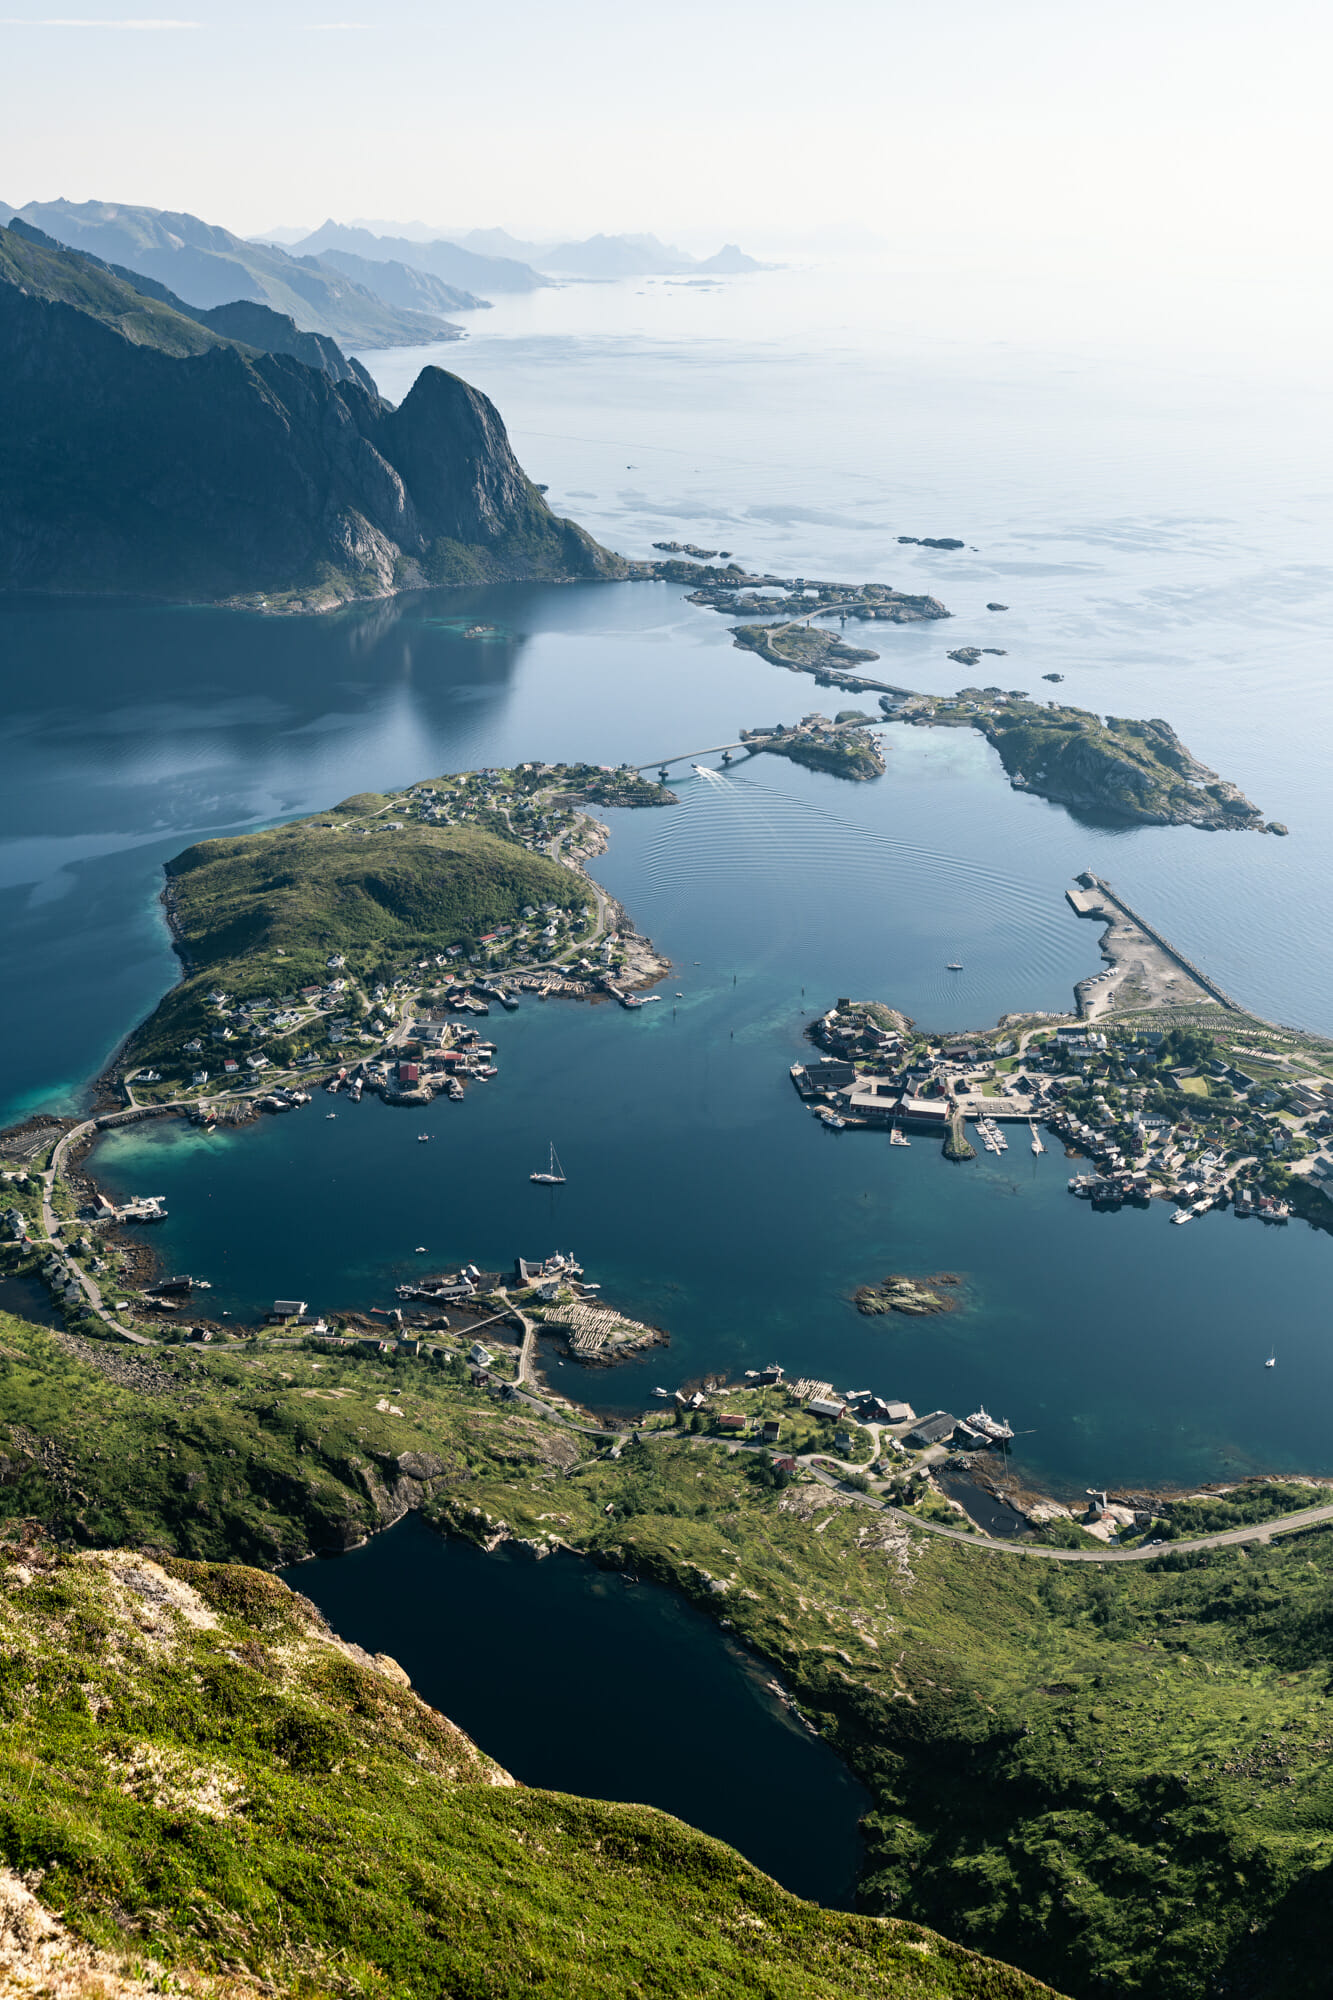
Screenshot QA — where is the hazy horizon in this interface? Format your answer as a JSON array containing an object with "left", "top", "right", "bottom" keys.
[{"left": 3, "top": 0, "right": 1330, "bottom": 295}]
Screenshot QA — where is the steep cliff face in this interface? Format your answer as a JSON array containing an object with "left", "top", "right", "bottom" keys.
[{"left": 0, "top": 225, "right": 623, "bottom": 608}]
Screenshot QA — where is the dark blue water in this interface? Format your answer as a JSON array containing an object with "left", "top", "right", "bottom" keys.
[
  {"left": 10, "top": 280, "right": 1333, "bottom": 1500},
  {"left": 282, "top": 1512, "right": 868, "bottom": 1907}
]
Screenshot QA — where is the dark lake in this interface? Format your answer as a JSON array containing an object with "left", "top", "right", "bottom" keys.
[{"left": 282, "top": 1512, "right": 869, "bottom": 1908}]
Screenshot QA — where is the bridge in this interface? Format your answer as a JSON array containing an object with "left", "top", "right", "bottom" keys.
[
  {"left": 632, "top": 740, "right": 754, "bottom": 774},
  {"left": 635, "top": 716, "right": 879, "bottom": 777}
]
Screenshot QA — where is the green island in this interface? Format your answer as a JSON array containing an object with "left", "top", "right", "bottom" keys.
[
  {"left": 114, "top": 761, "right": 672, "bottom": 1092},
  {"left": 657, "top": 555, "right": 1274, "bottom": 830},
  {"left": 739, "top": 711, "right": 887, "bottom": 780},
  {"left": 6, "top": 1312, "right": 1333, "bottom": 1995},
  {"left": 893, "top": 687, "right": 1274, "bottom": 832}
]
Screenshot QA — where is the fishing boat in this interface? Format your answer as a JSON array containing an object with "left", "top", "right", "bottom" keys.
[
  {"left": 889, "top": 1126, "right": 910, "bottom": 1146},
  {"left": 966, "top": 1408, "right": 1015, "bottom": 1446},
  {"left": 530, "top": 1142, "right": 567, "bottom": 1186}
]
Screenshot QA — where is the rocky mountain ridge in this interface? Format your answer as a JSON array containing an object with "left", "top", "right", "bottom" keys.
[{"left": 0, "top": 224, "right": 623, "bottom": 610}]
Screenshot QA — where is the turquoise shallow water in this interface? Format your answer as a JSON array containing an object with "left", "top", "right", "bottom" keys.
[{"left": 8, "top": 267, "right": 1333, "bottom": 1497}]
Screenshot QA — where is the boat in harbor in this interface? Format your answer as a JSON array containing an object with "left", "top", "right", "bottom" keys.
[
  {"left": 889, "top": 1126, "right": 910, "bottom": 1146},
  {"left": 1170, "top": 1208, "right": 1192, "bottom": 1223},
  {"left": 1029, "top": 1120, "right": 1044, "bottom": 1154},
  {"left": 652, "top": 1386, "right": 671, "bottom": 1398},
  {"left": 530, "top": 1142, "right": 567, "bottom": 1185},
  {"left": 966, "top": 1407, "right": 1015, "bottom": 1446}
]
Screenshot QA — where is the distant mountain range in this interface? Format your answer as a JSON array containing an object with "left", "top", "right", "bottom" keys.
[
  {"left": 284, "top": 221, "right": 551, "bottom": 295},
  {"left": 462, "top": 230, "right": 771, "bottom": 278},
  {"left": 2, "top": 200, "right": 477, "bottom": 347},
  {"left": 263, "top": 219, "right": 772, "bottom": 281},
  {"left": 0, "top": 221, "right": 622, "bottom": 609}
]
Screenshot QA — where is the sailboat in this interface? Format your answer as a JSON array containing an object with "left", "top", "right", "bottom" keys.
[{"left": 530, "top": 1142, "right": 567, "bottom": 1186}]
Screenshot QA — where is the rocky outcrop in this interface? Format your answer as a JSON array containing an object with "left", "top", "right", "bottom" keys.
[
  {"left": 0, "top": 224, "right": 624, "bottom": 609},
  {"left": 980, "top": 708, "right": 1265, "bottom": 828}
]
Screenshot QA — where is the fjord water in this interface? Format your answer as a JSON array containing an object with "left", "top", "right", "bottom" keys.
[
  {"left": 9, "top": 262, "right": 1333, "bottom": 1503},
  {"left": 282, "top": 1512, "right": 868, "bottom": 1907}
]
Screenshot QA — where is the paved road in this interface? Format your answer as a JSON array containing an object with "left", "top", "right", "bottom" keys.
[
  {"left": 499, "top": 1383, "right": 1333, "bottom": 1566},
  {"left": 40, "top": 1119, "right": 153, "bottom": 1345},
  {"left": 801, "top": 1461, "right": 1333, "bottom": 1563}
]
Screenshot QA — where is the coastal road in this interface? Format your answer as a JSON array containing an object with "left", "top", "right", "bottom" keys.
[
  {"left": 801, "top": 1461, "right": 1333, "bottom": 1563},
  {"left": 39, "top": 1119, "right": 153, "bottom": 1346},
  {"left": 498, "top": 1383, "right": 1333, "bottom": 1567}
]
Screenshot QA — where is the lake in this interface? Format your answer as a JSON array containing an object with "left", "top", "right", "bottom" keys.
[{"left": 282, "top": 1512, "right": 869, "bottom": 1908}]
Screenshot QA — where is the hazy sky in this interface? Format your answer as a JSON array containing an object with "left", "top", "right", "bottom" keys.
[{"left": 2, "top": 0, "right": 1329, "bottom": 267}]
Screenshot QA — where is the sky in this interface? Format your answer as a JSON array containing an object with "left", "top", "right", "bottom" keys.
[{"left": 2, "top": 0, "right": 1331, "bottom": 275}]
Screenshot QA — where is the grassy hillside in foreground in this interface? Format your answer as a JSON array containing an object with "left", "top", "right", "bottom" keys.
[
  {"left": 0, "top": 1539, "right": 1058, "bottom": 1999},
  {"left": 2, "top": 1310, "right": 1333, "bottom": 1996}
]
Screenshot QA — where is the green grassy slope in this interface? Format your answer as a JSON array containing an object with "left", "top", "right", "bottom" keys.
[
  {"left": 0, "top": 1344, "right": 1056, "bottom": 2000},
  {"left": 124, "top": 805, "right": 591, "bottom": 1070},
  {"left": 2, "top": 1310, "right": 1333, "bottom": 1995},
  {"left": 0, "top": 224, "right": 227, "bottom": 357}
]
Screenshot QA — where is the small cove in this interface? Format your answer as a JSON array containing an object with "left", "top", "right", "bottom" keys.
[{"left": 282, "top": 1511, "right": 869, "bottom": 1908}]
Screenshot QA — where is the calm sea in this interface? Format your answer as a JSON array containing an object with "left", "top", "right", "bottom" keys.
[{"left": 7, "top": 262, "right": 1333, "bottom": 1497}]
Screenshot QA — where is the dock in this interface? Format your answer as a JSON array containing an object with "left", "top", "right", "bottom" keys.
[{"left": 1067, "top": 872, "right": 1243, "bottom": 1014}]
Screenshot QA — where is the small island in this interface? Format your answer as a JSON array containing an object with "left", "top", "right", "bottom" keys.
[
  {"left": 854, "top": 1273, "right": 961, "bottom": 1316},
  {"left": 879, "top": 686, "right": 1271, "bottom": 831},
  {"left": 738, "top": 711, "right": 886, "bottom": 780}
]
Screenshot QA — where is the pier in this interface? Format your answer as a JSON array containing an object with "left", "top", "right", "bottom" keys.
[{"left": 1067, "top": 872, "right": 1244, "bottom": 1014}]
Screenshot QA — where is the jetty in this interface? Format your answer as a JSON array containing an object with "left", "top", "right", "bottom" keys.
[{"left": 1066, "top": 872, "right": 1243, "bottom": 1015}]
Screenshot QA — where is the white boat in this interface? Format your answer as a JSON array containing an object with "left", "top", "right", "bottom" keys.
[
  {"left": 1265, "top": 1353, "right": 1276, "bottom": 1368},
  {"left": 946, "top": 961, "right": 963, "bottom": 971},
  {"left": 1170, "top": 1208, "right": 1191, "bottom": 1223},
  {"left": 417, "top": 1133, "right": 431, "bottom": 1143},
  {"left": 966, "top": 1406, "right": 1015, "bottom": 1445},
  {"left": 326, "top": 1112, "right": 337, "bottom": 1120},
  {"left": 414, "top": 1245, "right": 427, "bottom": 1253},
  {"left": 530, "top": 1142, "right": 567, "bottom": 1185},
  {"left": 889, "top": 1126, "right": 910, "bottom": 1147},
  {"left": 652, "top": 1386, "right": 671, "bottom": 1398}
]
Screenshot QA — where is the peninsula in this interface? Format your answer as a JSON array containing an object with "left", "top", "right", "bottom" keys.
[
  {"left": 792, "top": 875, "right": 1333, "bottom": 1229},
  {"left": 115, "top": 762, "right": 672, "bottom": 1102}
]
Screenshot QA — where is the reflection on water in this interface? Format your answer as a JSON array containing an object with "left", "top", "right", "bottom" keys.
[{"left": 10, "top": 269, "right": 1333, "bottom": 1496}]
